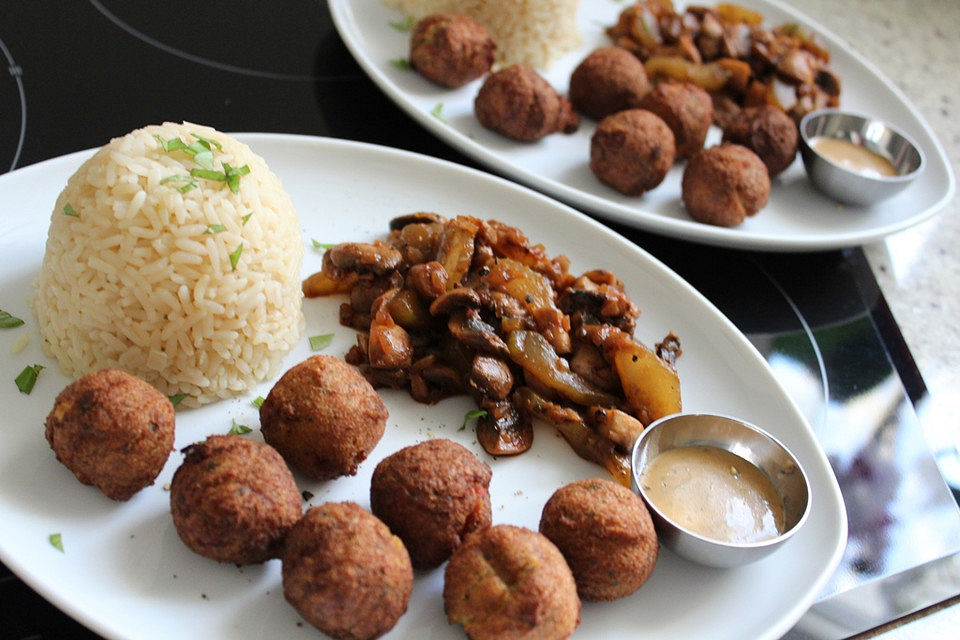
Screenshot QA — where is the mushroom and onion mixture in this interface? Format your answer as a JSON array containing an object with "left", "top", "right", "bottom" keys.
[
  {"left": 303, "top": 214, "right": 682, "bottom": 486},
  {"left": 607, "top": 1, "right": 841, "bottom": 127}
]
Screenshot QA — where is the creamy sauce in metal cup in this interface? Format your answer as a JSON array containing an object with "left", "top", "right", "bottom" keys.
[
  {"left": 640, "top": 445, "right": 785, "bottom": 543},
  {"left": 809, "top": 136, "right": 898, "bottom": 177}
]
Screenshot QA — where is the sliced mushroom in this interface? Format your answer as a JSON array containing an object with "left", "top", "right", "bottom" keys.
[
  {"left": 407, "top": 261, "right": 448, "bottom": 300},
  {"left": 410, "top": 355, "right": 462, "bottom": 404},
  {"left": 389, "top": 212, "right": 447, "bottom": 231},
  {"left": 514, "top": 387, "right": 630, "bottom": 486},
  {"left": 467, "top": 355, "right": 514, "bottom": 402},
  {"left": 448, "top": 309, "right": 508, "bottom": 357},
  {"left": 327, "top": 242, "right": 402, "bottom": 276},
  {"left": 585, "top": 407, "right": 646, "bottom": 452},
  {"left": 429, "top": 287, "right": 481, "bottom": 316},
  {"left": 476, "top": 398, "right": 532, "bottom": 456}
]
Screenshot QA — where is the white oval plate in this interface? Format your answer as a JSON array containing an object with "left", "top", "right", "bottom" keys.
[
  {"left": 328, "top": 0, "right": 954, "bottom": 252},
  {"left": 0, "top": 134, "right": 845, "bottom": 640}
]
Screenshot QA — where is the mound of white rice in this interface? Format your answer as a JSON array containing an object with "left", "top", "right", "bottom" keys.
[
  {"left": 34, "top": 122, "right": 304, "bottom": 407},
  {"left": 384, "top": 0, "right": 581, "bottom": 69}
]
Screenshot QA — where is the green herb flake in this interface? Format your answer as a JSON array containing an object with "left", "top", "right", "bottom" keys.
[
  {"left": 203, "top": 224, "right": 227, "bottom": 234},
  {"left": 309, "top": 333, "right": 334, "bottom": 351},
  {"left": 160, "top": 175, "right": 199, "bottom": 193},
  {"left": 430, "top": 102, "right": 446, "bottom": 123},
  {"left": 228, "top": 420, "right": 252, "bottom": 435},
  {"left": 389, "top": 16, "right": 414, "bottom": 31},
  {"left": 190, "top": 168, "right": 227, "bottom": 182},
  {"left": 241, "top": 212, "right": 253, "bottom": 225},
  {"left": 62, "top": 203, "right": 79, "bottom": 217},
  {"left": 229, "top": 243, "right": 243, "bottom": 271},
  {"left": 311, "top": 239, "right": 336, "bottom": 250},
  {"left": 389, "top": 57, "right": 411, "bottom": 70},
  {"left": 0, "top": 310, "right": 25, "bottom": 328},
  {"left": 192, "top": 133, "right": 222, "bottom": 152},
  {"left": 15, "top": 364, "right": 43, "bottom": 394},
  {"left": 251, "top": 396, "right": 265, "bottom": 408},
  {"left": 168, "top": 393, "right": 187, "bottom": 407},
  {"left": 154, "top": 134, "right": 188, "bottom": 153},
  {"left": 460, "top": 409, "right": 487, "bottom": 431},
  {"left": 49, "top": 533, "right": 64, "bottom": 552},
  {"left": 223, "top": 163, "right": 250, "bottom": 194}
]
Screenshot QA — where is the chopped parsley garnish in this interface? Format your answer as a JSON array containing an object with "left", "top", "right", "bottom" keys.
[
  {"left": 430, "top": 102, "right": 446, "bottom": 123},
  {"left": 389, "top": 57, "right": 411, "bottom": 70},
  {"left": 62, "top": 203, "right": 79, "bottom": 217},
  {"left": 251, "top": 396, "right": 265, "bottom": 408},
  {"left": 203, "top": 224, "right": 227, "bottom": 234},
  {"left": 460, "top": 409, "right": 487, "bottom": 431},
  {"left": 192, "top": 133, "right": 222, "bottom": 152},
  {"left": 241, "top": 212, "right": 253, "bottom": 225},
  {"left": 168, "top": 393, "right": 187, "bottom": 407},
  {"left": 154, "top": 135, "right": 188, "bottom": 153},
  {"left": 309, "top": 333, "right": 334, "bottom": 351},
  {"left": 190, "top": 168, "right": 226, "bottom": 181},
  {"left": 311, "top": 239, "right": 335, "bottom": 250},
  {"left": 228, "top": 420, "right": 252, "bottom": 435},
  {"left": 159, "top": 175, "right": 199, "bottom": 193},
  {"left": 48, "top": 533, "right": 64, "bottom": 552},
  {"left": 223, "top": 163, "right": 250, "bottom": 194},
  {"left": 0, "top": 310, "right": 25, "bottom": 328},
  {"left": 155, "top": 134, "right": 248, "bottom": 192},
  {"left": 389, "top": 16, "right": 414, "bottom": 31},
  {"left": 229, "top": 243, "right": 243, "bottom": 271},
  {"left": 15, "top": 364, "right": 43, "bottom": 394}
]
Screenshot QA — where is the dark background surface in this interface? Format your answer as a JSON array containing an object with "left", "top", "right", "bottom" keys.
[{"left": 1, "top": 2, "right": 956, "bottom": 639}]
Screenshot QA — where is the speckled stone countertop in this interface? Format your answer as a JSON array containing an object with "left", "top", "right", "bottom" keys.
[{"left": 791, "top": 1, "right": 960, "bottom": 635}]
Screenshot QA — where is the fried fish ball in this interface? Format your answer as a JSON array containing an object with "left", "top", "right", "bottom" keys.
[
  {"left": 682, "top": 143, "right": 771, "bottom": 226},
  {"left": 169, "top": 435, "right": 302, "bottom": 564},
  {"left": 44, "top": 368, "right": 174, "bottom": 501},
  {"left": 260, "top": 355, "right": 388, "bottom": 480},
  {"left": 444, "top": 524, "right": 581, "bottom": 640},
  {"left": 282, "top": 502, "right": 413, "bottom": 640},
  {"left": 722, "top": 105, "right": 799, "bottom": 178},
  {"left": 639, "top": 81, "right": 714, "bottom": 160},
  {"left": 539, "top": 478, "right": 658, "bottom": 601},
  {"left": 569, "top": 46, "right": 649, "bottom": 120},
  {"left": 590, "top": 109, "right": 675, "bottom": 196},
  {"left": 475, "top": 65, "right": 580, "bottom": 142},
  {"left": 370, "top": 438, "right": 492, "bottom": 569},
  {"left": 410, "top": 13, "right": 496, "bottom": 88}
]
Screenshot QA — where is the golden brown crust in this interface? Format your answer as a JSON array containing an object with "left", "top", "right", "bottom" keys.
[
  {"left": 410, "top": 13, "right": 496, "bottom": 88},
  {"left": 282, "top": 502, "right": 413, "bottom": 640},
  {"left": 443, "top": 524, "right": 581, "bottom": 640},
  {"left": 569, "top": 46, "right": 649, "bottom": 121},
  {"left": 370, "top": 438, "right": 492, "bottom": 569},
  {"left": 260, "top": 355, "right": 388, "bottom": 480},
  {"left": 169, "top": 434, "right": 302, "bottom": 564},
  {"left": 590, "top": 109, "right": 675, "bottom": 196},
  {"left": 539, "top": 478, "right": 658, "bottom": 601},
  {"left": 44, "top": 368, "right": 174, "bottom": 501},
  {"left": 640, "top": 81, "right": 714, "bottom": 160},
  {"left": 681, "top": 143, "right": 771, "bottom": 226},
  {"left": 475, "top": 65, "right": 579, "bottom": 142},
  {"left": 722, "top": 105, "right": 799, "bottom": 177}
]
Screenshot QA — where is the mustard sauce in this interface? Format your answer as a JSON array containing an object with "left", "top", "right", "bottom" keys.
[
  {"left": 641, "top": 445, "right": 786, "bottom": 544},
  {"left": 809, "top": 136, "right": 898, "bottom": 178}
]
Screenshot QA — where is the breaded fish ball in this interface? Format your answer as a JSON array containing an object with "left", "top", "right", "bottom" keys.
[
  {"left": 410, "top": 13, "right": 496, "bottom": 88},
  {"left": 540, "top": 478, "right": 658, "bottom": 601},
  {"left": 569, "top": 46, "right": 649, "bottom": 120},
  {"left": 590, "top": 109, "right": 675, "bottom": 196},
  {"left": 45, "top": 368, "right": 174, "bottom": 501},
  {"left": 371, "top": 438, "right": 492, "bottom": 569},
  {"left": 475, "top": 65, "right": 580, "bottom": 142},
  {"left": 444, "top": 524, "right": 581, "bottom": 640},
  {"left": 169, "top": 435, "right": 302, "bottom": 564},
  {"left": 260, "top": 355, "right": 388, "bottom": 480},
  {"left": 722, "top": 105, "right": 799, "bottom": 178},
  {"left": 282, "top": 502, "right": 413, "bottom": 640},
  {"left": 682, "top": 143, "right": 771, "bottom": 226},
  {"left": 639, "top": 81, "right": 714, "bottom": 160}
]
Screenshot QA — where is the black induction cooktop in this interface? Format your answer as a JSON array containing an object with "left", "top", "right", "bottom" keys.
[{"left": 2, "top": 2, "right": 958, "bottom": 639}]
